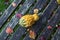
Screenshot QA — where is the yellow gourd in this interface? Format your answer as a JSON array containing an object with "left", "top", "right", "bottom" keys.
[{"left": 19, "top": 9, "right": 39, "bottom": 27}]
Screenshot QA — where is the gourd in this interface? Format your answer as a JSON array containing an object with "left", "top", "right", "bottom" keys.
[{"left": 19, "top": 9, "right": 39, "bottom": 27}]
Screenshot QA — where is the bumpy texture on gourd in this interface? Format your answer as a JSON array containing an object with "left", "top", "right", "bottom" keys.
[
  {"left": 19, "top": 13, "right": 39, "bottom": 27},
  {"left": 19, "top": 9, "right": 39, "bottom": 27}
]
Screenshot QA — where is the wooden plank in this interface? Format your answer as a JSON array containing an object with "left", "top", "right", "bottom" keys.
[
  {"left": 0, "top": 0, "right": 34, "bottom": 40},
  {"left": 23, "top": 0, "right": 58, "bottom": 40},
  {"left": 0, "top": 0, "right": 22, "bottom": 28},
  {"left": 37, "top": 6, "right": 60, "bottom": 40}
]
